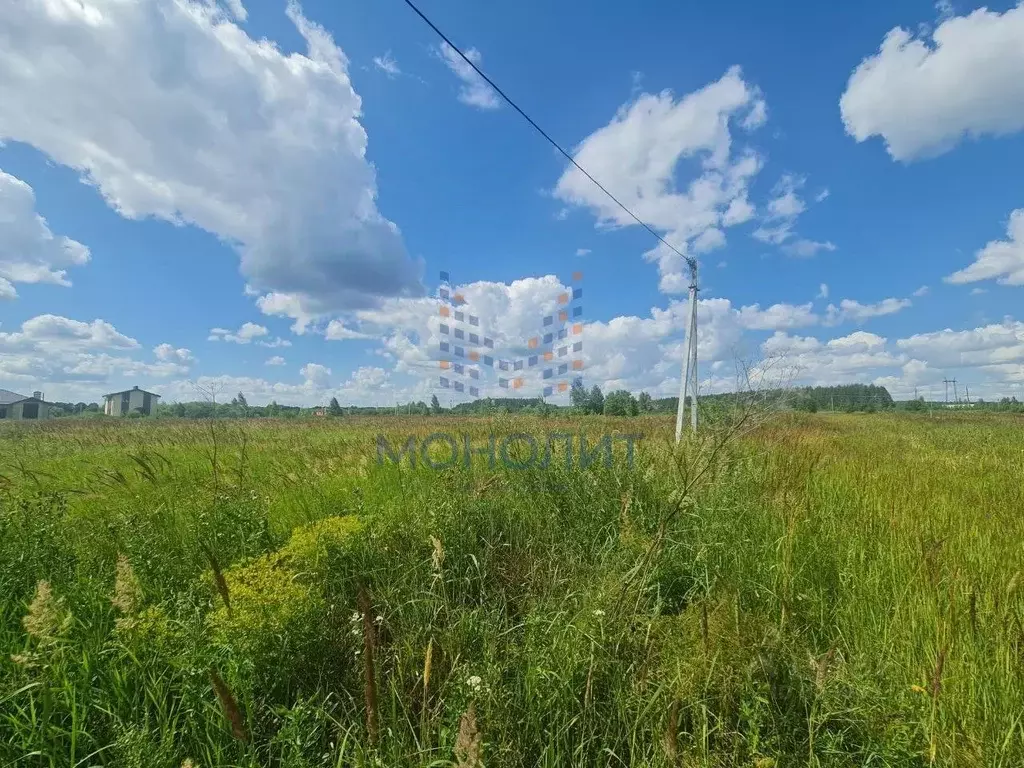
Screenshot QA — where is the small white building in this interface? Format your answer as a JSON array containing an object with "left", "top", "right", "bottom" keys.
[
  {"left": 0, "top": 389, "right": 53, "bottom": 421},
  {"left": 104, "top": 386, "right": 161, "bottom": 416}
]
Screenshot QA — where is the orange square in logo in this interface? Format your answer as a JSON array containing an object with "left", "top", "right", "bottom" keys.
[
  {"left": 558, "top": 381, "right": 568, "bottom": 392},
  {"left": 528, "top": 337, "right": 539, "bottom": 349},
  {"left": 572, "top": 271, "right": 583, "bottom": 281},
  {"left": 572, "top": 323, "right": 583, "bottom": 335},
  {"left": 468, "top": 351, "right": 479, "bottom": 361},
  {"left": 512, "top": 378, "right": 524, "bottom": 389},
  {"left": 453, "top": 293, "right": 464, "bottom": 304},
  {"left": 572, "top": 359, "right": 584, "bottom": 370},
  {"left": 439, "top": 306, "right": 450, "bottom": 317},
  {"left": 558, "top": 293, "right": 569, "bottom": 305},
  {"left": 544, "top": 351, "right": 553, "bottom": 361},
  {"left": 439, "top": 361, "right": 450, "bottom": 369},
  {"left": 559, "top": 310, "right": 568, "bottom": 322}
]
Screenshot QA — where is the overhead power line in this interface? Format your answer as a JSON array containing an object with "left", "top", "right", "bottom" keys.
[
  {"left": 402, "top": 0, "right": 702, "bottom": 438},
  {"left": 399, "top": 0, "right": 695, "bottom": 270}
]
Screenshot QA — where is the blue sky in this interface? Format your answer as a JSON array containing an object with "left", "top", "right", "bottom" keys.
[{"left": 1, "top": 0, "right": 1023, "bottom": 405}]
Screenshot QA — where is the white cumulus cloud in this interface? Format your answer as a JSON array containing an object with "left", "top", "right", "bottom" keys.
[
  {"left": 737, "top": 302, "right": 819, "bottom": 331},
  {"left": 945, "top": 209, "right": 1024, "bottom": 286},
  {"left": 784, "top": 239, "right": 837, "bottom": 258},
  {"left": 208, "top": 323, "right": 269, "bottom": 344},
  {"left": 300, "top": 362, "right": 331, "bottom": 389},
  {"left": 753, "top": 174, "right": 833, "bottom": 256},
  {"left": 154, "top": 343, "right": 194, "bottom": 366},
  {"left": 0, "top": 314, "right": 188, "bottom": 398},
  {"left": 438, "top": 43, "right": 500, "bottom": 110},
  {"left": 1, "top": 315, "right": 139, "bottom": 352},
  {"left": 840, "top": 3, "right": 1024, "bottom": 160},
  {"left": 896, "top": 320, "right": 1024, "bottom": 368},
  {"left": 257, "top": 337, "right": 292, "bottom": 349},
  {"left": 0, "top": 0, "right": 422, "bottom": 322},
  {"left": 825, "top": 297, "right": 912, "bottom": 325},
  {"left": 325, "top": 320, "right": 372, "bottom": 340},
  {"left": 553, "top": 67, "right": 767, "bottom": 292},
  {"left": 0, "top": 169, "right": 90, "bottom": 299},
  {"left": 373, "top": 51, "right": 400, "bottom": 77}
]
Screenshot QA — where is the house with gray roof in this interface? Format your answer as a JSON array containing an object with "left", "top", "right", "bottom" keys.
[{"left": 0, "top": 389, "right": 53, "bottom": 421}]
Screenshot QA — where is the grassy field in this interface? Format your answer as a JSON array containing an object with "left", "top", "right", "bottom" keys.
[{"left": 1, "top": 411, "right": 1022, "bottom": 767}]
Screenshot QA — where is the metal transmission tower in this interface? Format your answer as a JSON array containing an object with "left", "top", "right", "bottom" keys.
[
  {"left": 675, "top": 259, "right": 700, "bottom": 442},
  {"left": 943, "top": 377, "right": 959, "bottom": 405}
]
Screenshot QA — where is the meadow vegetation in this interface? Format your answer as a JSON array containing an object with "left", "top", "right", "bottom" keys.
[{"left": 1, "top": 411, "right": 1022, "bottom": 766}]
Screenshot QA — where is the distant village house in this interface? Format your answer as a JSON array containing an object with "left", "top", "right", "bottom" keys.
[
  {"left": 104, "top": 386, "right": 161, "bottom": 416},
  {"left": 0, "top": 389, "right": 53, "bottom": 421}
]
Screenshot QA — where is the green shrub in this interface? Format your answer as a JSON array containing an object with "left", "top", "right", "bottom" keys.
[
  {"left": 278, "top": 514, "right": 362, "bottom": 577},
  {"left": 207, "top": 552, "right": 330, "bottom": 695}
]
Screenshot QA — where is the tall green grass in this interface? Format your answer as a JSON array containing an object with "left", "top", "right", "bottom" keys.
[{"left": 0, "top": 412, "right": 1021, "bottom": 766}]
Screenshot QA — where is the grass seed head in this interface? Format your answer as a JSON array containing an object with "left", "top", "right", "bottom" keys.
[
  {"left": 662, "top": 699, "right": 680, "bottom": 760},
  {"left": 23, "top": 580, "right": 70, "bottom": 644},
  {"left": 210, "top": 667, "right": 248, "bottom": 742},
  {"left": 430, "top": 535, "right": 445, "bottom": 573},
  {"left": 454, "top": 701, "right": 483, "bottom": 768}
]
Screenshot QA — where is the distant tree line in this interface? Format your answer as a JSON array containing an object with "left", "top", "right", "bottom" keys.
[
  {"left": 896, "top": 396, "right": 1024, "bottom": 413},
  {"left": 635, "top": 384, "right": 897, "bottom": 415},
  {"left": 778, "top": 384, "right": 895, "bottom": 413},
  {"left": 41, "top": 384, "right": 1024, "bottom": 420},
  {"left": 969, "top": 396, "right": 1024, "bottom": 412}
]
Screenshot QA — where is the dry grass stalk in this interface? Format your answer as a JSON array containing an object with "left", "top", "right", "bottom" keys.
[
  {"left": 423, "top": 637, "right": 434, "bottom": 691},
  {"left": 662, "top": 699, "right": 680, "bottom": 761},
  {"left": 358, "top": 584, "right": 380, "bottom": 745},
  {"left": 112, "top": 553, "right": 143, "bottom": 613},
  {"left": 210, "top": 667, "right": 248, "bottom": 742},
  {"left": 420, "top": 637, "right": 434, "bottom": 748},
  {"left": 454, "top": 701, "right": 483, "bottom": 768},
  {"left": 812, "top": 646, "right": 837, "bottom": 693},
  {"left": 200, "top": 543, "right": 231, "bottom": 618},
  {"left": 473, "top": 475, "right": 499, "bottom": 498},
  {"left": 430, "top": 536, "right": 445, "bottom": 574},
  {"left": 929, "top": 644, "right": 947, "bottom": 700}
]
